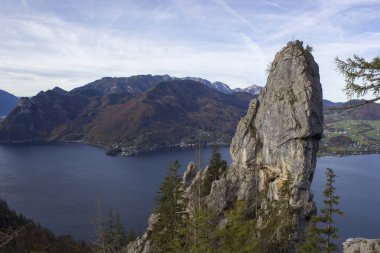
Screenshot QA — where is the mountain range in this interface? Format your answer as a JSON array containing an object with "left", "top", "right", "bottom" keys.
[
  {"left": 0, "top": 75, "right": 255, "bottom": 154},
  {"left": 1, "top": 74, "right": 380, "bottom": 155},
  {"left": 0, "top": 89, "right": 18, "bottom": 117},
  {"left": 69, "top": 75, "right": 263, "bottom": 97},
  {"left": 323, "top": 99, "right": 380, "bottom": 121}
]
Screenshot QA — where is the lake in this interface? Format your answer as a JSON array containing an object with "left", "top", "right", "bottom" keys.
[{"left": 0, "top": 143, "right": 379, "bottom": 244}]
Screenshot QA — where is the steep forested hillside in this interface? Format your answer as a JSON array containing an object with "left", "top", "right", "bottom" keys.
[
  {"left": 0, "top": 198, "right": 90, "bottom": 252},
  {"left": 0, "top": 78, "right": 253, "bottom": 155}
]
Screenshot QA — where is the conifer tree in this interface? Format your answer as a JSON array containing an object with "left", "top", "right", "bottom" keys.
[
  {"left": 113, "top": 213, "right": 127, "bottom": 250},
  {"left": 298, "top": 216, "right": 323, "bottom": 253},
  {"left": 218, "top": 201, "right": 258, "bottom": 253},
  {"left": 150, "top": 160, "right": 188, "bottom": 253},
  {"left": 320, "top": 168, "right": 344, "bottom": 253},
  {"left": 104, "top": 210, "right": 127, "bottom": 252},
  {"left": 277, "top": 172, "right": 295, "bottom": 252},
  {"left": 201, "top": 146, "right": 227, "bottom": 197},
  {"left": 335, "top": 55, "right": 380, "bottom": 107},
  {"left": 187, "top": 206, "right": 216, "bottom": 253},
  {"left": 126, "top": 229, "right": 136, "bottom": 245},
  {"left": 299, "top": 168, "right": 343, "bottom": 253},
  {"left": 257, "top": 172, "right": 296, "bottom": 253},
  {"left": 104, "top": 209, "right": 115, "bottom": 247}
]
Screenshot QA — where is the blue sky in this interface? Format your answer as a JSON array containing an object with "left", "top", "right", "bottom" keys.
[{"left": 0, "top": 0, "right": 379, "bottom": 101}]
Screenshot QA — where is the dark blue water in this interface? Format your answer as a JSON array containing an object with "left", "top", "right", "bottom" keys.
[
  {"left": 0, "top": 143, "right": 379, "bottom": 244},
  {"left": 313, "top": 155, "right": 380, "bottom": 241},
  {"left": 0, "top": 143, "right": 230, "bottom": 241}
]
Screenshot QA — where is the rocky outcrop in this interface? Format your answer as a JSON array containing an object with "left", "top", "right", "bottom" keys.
[
  {"left": 183, "top": 162, "right": 197, "bottom": 188},
  {"left": 126, "top": 214, "right": 156, "bottom": 253},
  {"left": 343, "top": 238, "right": 380, "bottom": 253},
  {"left": 127, "top": 41, "right": 324, "bottom": 252},
  {"left": 195, "top": 41, "right": 323, "bottom": 228},
  {"left": 17, "top": 97, "right": 33, "bottom": 114}
]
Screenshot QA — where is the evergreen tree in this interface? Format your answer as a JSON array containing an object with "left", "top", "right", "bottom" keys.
[
  {"left": 201, "top": 146, "right": 227, "bottom": 197},
  {"left": 298, "top": 216, "right": 323, "bottom": 253},
  {"left": 104, "top": 210, "right": 127, "bottom": 252},
  {"left": 187, "top": 206, "right": 216, "bottom": 253},
  {"left": 258, "top": 173, "right": 295, "bottom": 253},
  {"left": 126, "top": 229, "right": 136, "bottom": 245},
  {"left": 150, "top": 160, "right": 188, "bottom": 253},
  {"left": 113, "top": 213, "right": 127, "bottom": 250},
  {"left": 218, "top": 201, "right": 258, "bottom": 253},
  {"left": 335, "top": 55, "right": 380, "bottom": 107},
  {"left": 104, "top": 209, "right": 115, "bottom": 248},
  {"left": 320, "top": 168, "right": 344, "bottom": 253},
  {"left": 277, "top": 172, "right": 295, "bottom": 252},
  {"left": 299, "top": 168, "right": 344, "bottom": 253}
]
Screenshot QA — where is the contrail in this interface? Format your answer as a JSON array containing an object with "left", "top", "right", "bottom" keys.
[
  {"left": 263, "top": 0, "right": 288, "bottom": 11},
  {"left": 213, "top": 0, "right": 260, "bottom": 34}
]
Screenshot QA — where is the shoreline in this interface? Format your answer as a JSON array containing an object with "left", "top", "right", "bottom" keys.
[
  {"left": 318, "top": 149, "right": 380, "bottom": 158},
  {"left": 1, "top": 140, "right": 380, "bottom": 158},
  {"left": 0, "top": 140, "right": 231, "bottom": 156}
]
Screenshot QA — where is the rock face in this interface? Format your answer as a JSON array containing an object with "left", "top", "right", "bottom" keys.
[
  {"left": 126, "top": 41, "right": 323, "bottom": 252},
  {"left": 343, "top": 238, "right": 380, "bottom": 253},
  {"left": 202, "top": 41, "right": 323, "bottom": 226},
  {"left": 17, "top": 97, "right": 33, "bottom": 114}
]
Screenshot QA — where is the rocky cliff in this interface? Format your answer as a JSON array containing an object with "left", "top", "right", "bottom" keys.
[
  {"left": 208, "top": 40, "right": 323, "bottom": 215},
  {"left": 127, "top": 41, "right": 323, "bottom": 252},
  {"left": 343, "top": 238, "right": 380, "bottom": 253},
  {"left": 194, "top": 40, "right": 323, "bottom": 238}
]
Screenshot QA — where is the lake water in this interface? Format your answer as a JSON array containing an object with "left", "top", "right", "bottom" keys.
[{"left": 0, "top": 143, "right": 379, "bottom": 245}]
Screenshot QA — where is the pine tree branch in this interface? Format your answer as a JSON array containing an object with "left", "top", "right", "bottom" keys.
[
  {"left": 328, "top": 96, "right": 380, "bottom": 110},
  {"left": 0, "top": 225, "right": 26, "bottom": 248}
]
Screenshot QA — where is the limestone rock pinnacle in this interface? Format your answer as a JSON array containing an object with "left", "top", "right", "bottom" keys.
[
  {"left": 127, "top": 41, "right": 324, "bottom": 252},
  {"left": 195, "top": 41, "right": 324, "bottom": 242}
]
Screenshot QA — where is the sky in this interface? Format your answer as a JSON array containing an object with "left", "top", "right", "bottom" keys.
[{"left": 0, "top": 0, "right": 379, "bottom": 101}]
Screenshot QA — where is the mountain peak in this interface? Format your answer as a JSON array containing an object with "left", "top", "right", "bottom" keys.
[
  {"left": 233, "top": 84, "right": 263, "bottom": 95},
  {"left": 0, "top": 89, "right": 18, "bottom": 116},
  {"left": 52, "top": 87, "right": 68, "bottom": 95}
]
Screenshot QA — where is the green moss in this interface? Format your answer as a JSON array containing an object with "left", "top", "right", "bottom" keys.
[{"left": 250, "top": 125, "right": 257, "bottom": 138}]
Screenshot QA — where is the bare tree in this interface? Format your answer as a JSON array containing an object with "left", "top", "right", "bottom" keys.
[
  {"left": 0, "top": 225, "right": 26, "bottom": 249},
  {"left": 93, "top": 193, "right": 107, "bottom": 253}
]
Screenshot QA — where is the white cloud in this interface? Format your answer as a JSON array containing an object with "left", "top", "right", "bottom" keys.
[{"left": 0, "top": 0, "right": 379, "bottom": 102}]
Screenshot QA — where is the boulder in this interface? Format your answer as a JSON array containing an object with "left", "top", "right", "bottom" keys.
[{"left": 343, "top": 238, "right": 380, "bottom": 253}]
